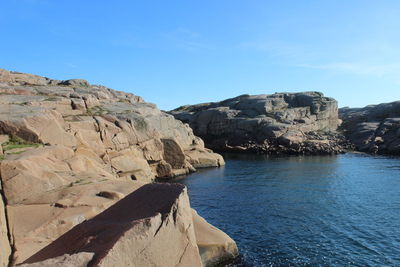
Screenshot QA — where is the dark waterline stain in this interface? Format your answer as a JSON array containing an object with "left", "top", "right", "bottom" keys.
[{"left": 173, "top": 153, "right": 400, "bottom": 267}]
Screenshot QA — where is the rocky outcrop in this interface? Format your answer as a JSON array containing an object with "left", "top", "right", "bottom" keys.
[
  {"left": 340, "top": 101, "right": 400, "bottom": 155},
  {"left": 0, "top": 69, "right": 231, "bottom": 266},
  {"left": 171, "top": 92, "right": 348, "bottom": 155},
  {"left": 22, "top": 183, "right": 203, "bottom": 267},
  {"left": 0, "top": 69, "right": 224, "bottom": 180},
  {"left": 192, "top": 209, "right": 238, "bottom": 267}
]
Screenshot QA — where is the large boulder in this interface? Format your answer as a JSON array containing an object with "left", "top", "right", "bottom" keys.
[
  {"left": 22, "top": 183, "right": 203, "bottom": 267},
  {"left": 7, "top": 180, "right": 143, "bottom": 264},
  {"left": 340, "top": 101, "right": 400, "bottom": 155},
  {"left": 171, "top": 92, "right": 347, "bottom": 155}
]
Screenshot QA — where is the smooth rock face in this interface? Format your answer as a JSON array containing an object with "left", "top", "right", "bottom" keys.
[
  {"left": 7, "top": 179, "right": 144, "bottom": 263},
  {"left": 0, "top": 68, "right": 226, "bottom": 265},
  {"left": 19, "top": 253, "right": 94, "bottom": 267},
  {"left": 340, "top": 101, "right": 400, "bottom": 155},
  {"left": 192, "top": 209, "right": 238, "bottom": 267},
  {"left": 23, "top": 183, "right": 203, "bottom": 267},
  {"left": 171, "top": 92, "right": 346, "bottom": 154},
  {"left": 0, "top": 183, "right": 11, "bottom": 267}
]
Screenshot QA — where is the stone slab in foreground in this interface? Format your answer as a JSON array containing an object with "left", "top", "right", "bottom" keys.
[{"left": 21, "top": 183, "right": 202, "bottom": 267}]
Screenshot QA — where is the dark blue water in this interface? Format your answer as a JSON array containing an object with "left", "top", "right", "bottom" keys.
[{"left": 175, "top": 153, "right": 400, "bottom": 267}]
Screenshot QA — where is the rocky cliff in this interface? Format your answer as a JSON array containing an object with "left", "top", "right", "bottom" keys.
[
  {"left": 0, "top": 69, "right": 234, "bottom": 266},
  {"left": 340, "top": 101, "right": 400, "bottom": 155},
  {"left": 171, "top": 92, "right": 347, "bottom": 155}
]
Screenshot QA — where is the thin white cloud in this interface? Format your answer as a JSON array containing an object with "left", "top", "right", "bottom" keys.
[
  {"left": 237, "top": 40, "right": 321, "bottom": 61},
  {"left": 239, "top": 39, "right": 400, "bottom": 83},
  {"left": 297, "top": 62, "right": 400, "bottom": 77},
  {"left": 161, "top": 28, "right": 214, "bottom": 51},
  {"left": 110, "top": 27, "right": 213, "bottom": 51},
  {"left": 66, "top": 63, "right": 78, "bottom": 69}
]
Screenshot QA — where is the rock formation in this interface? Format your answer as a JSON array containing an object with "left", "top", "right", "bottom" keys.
[
  {"left": 171, "top": 92, "right": 348, "bottom": 155},
  {"left": 192, "top": 209, "right": 238, "bottom": 267},
  {"left": 340, "top": 101, "right": 400, "bottom": 155},
  {"left": 21, "top": 183, "right": 203, "bottom": 267},
  {"left": 0, "top": 69, "right": 233, "bottom": 266},
  {"left": 21, "top": 184, "right": 239, "bottom": 267}
]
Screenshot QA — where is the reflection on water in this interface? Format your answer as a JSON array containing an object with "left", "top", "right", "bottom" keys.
[{"left": 174, "top": 153, "right": 400, "bottom": 266}]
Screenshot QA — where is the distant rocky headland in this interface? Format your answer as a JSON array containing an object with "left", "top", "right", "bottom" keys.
[
  {"left": 171, "top": 93, "right": 400, "bottom": 156},
  {"left": 171, "top": 92, "right": 351, "bottom": 155},
  {"left": 0, "top": 69, "right": 237, "bottom": 267}
]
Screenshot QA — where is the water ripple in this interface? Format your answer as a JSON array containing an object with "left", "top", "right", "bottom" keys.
[{"left": 175, "top": 153, "right": 400, "bottom": 267}]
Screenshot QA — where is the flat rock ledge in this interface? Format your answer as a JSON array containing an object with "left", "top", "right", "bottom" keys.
[
  {"left": 20, "top": 183, "right": 238, "bottom": 267},
  {"left": 171, "top": 92, "right": 350, "bottom": 155}
]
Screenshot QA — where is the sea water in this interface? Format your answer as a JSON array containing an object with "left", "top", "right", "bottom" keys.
[{"left": 175, "top": 153, "right": 400, "bottom": 266}]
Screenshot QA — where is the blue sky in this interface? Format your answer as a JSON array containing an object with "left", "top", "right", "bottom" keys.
[{"left": 1, "top": 0, "right": 400, "bottom": 110}]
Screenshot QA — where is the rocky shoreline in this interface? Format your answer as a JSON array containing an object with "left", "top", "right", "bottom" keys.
[
  {"left": 210, "top": 131, "right": 353, "bottom": 155},
  {"left": 0, "top": 69, "right": 237, "bottom": 267},
  {"left": 1, "top": 68, "right": 399, "bottom": 267}
]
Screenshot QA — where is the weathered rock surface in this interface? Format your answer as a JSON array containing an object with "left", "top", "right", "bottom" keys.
[
  {"left": 192, "top": 209, "right": 238, "bottom": 267},
  {"left": 0, "top": 68, "right": 224, "bottom": 180},
  {"left": 22, "top": 183, "right": 203, "bottom": 267},
  {"left": 171, "top": 92, "right": 348, "bottom": 155},
  {"left": 19, "top": 253, "right": 95, "bottom": 267},
  {"left": 0, "top": 69, "right": 229, "bottom": 266},
  {"left": 0, "top": 181, "right": 11, "bottom": 267},
  {"left": 340, "top": 101, "right": 400, "bottom": 155}
]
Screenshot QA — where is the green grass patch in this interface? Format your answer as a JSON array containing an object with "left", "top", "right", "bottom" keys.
[
  {"left": 3, "top": 143, "right": 41, "bottom": 151},
  {"left": 6, "top": 150, "right": 28, "bottom": 155},
  {"left": 2, "top": 135, "right": 42, "bottom": 152}
]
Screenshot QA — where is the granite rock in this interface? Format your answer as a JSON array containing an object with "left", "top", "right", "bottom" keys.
[
  {"left": 192, "top": 209, "right": 238, "bottom": 266},
  {"left": 171, "top": 92, "right": 347, "bottom": 155},
  {"left": 22, "top": 184, "right": 203, "bottom": 267},
  {"left": 0, "top": 69, "right": 227, "bottom": 266},
  {"left": 340, "top": 101, "right": 400, "bottom": 155}
]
